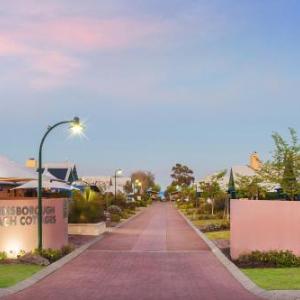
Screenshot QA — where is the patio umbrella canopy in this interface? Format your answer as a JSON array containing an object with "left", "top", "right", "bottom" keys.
[
  {"left": 12, "top": 180, "right": 77, "bottom": 191},
  {"left": 0, "top": 155, "right": 37, "bottom": 182}
]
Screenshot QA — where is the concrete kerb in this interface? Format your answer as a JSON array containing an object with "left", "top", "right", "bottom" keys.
[
  {"left": 0, "top": 206, "right": 147, "bottom": 298},
  {"left": 178, "top": 209, "right": 300, "bottom": 300}
]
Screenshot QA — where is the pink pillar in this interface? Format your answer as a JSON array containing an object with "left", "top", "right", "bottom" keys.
[
  {"left": 0, "top": 198, "right": 68, "bottom": 256},
  {"left": 231, "top": 199, "right": 300, "bottom": 259}
]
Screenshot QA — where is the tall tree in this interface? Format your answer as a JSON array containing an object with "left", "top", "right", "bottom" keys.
[
  {"left": 124, "top": 180, "right": 133, "bottom": 194},
  {"left": 200, "top": 170, "right": 226, "bottom": 215},
  {"left": 170, "top": 163, "right": 194, "bottom": 186},
  {"left": 260, "top": 128, "right": 300, "bottom": 200},
  {"left": 131, "top": 170, "right": 156, "bottom": 193}
]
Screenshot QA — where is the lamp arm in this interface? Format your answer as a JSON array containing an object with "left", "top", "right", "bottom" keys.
[{"left": 37, "top": 119, "right": 73, "bottom": 251}]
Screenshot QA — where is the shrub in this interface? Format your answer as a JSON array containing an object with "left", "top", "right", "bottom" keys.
[
  {"left": 136, "top": 200, "right": 147, "bottom": 207},
  {"left": 121, "top": 211, "right": 129, "bottom": 219},
  {"left": 61, "top": 245, "right": 74, "bottom": 256},
  {"left": 69, "top": 190, "right": 105, "bottom": 223},
  {"left": 108, "top": 205, "right": 122, "bottom": 215},
  {"left": 110, "top": 193, "right": 128, "bottom": 209},
  {"left": 111, "top": 214, "right": 121, "bottom": 223},
  {"left": 121, "top": 208, "right": 134, "bottom": 219},
  {"left": 146, "top": 198, "right": 153, "bottom": 205},
  {"left": 35, "top": 248, "right": 63, "bottom": 263},
  {"left": 235, "top": 250, "right": 300, "bottom": 268},
  {"left": 177, "top": 202, "right": 194, "bottom": 209},
  {"left": 35, "top": 245, "right": 74, "bottom": 264},
  {"left": 197, "top": 214, "right": 216, "bottom": 220},
  {"left": 178, "top": 203, "right": 188, "bottom": 210},
  {"left": 196, "top": 200, "right": 214, "bottom": 214},
  {"left": 125, "top": 202, "right": 136, "bottom": 210},
  {"left": 198, "top": 214, "right": 224, "bottom": 220},
  {"left": 0, "top": 251, "right": 7, "bottom": 260},
  {"left": 19, "top": 253, "right": 50, "bottom": 266},
  {"left": 17, "top": 249, "right": 26, "bottom": 258},
  {"left": 214, "top": 195, "right": 226, "bottom": 211},
  {"left": 186, "top": 208, "right": 195, "bottom": 215},
  {"left": 201, "top": 222, "right": 230, "bottom": 232},
  {"left": 124, "top": 208, "right": 134, "bottom": 215}
]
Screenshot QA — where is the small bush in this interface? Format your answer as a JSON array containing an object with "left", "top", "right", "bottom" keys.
[
  {"left": 197, "top": 214, "right": 217, "bottom": 220},
  {"left": 0, "top": 251, "right": 7, "bottom": 260},
  {"left": 121, "top": 211, "right": 129, "bottom": 219},
  {"left": 61, "top": 245, "right": 74, "bottom": 256},
  {"left": 35, "top": 245, "right": 74, "bottom": 263},
  {"left": 111, "top": 214, "right": 121, "bottom": 222},
  {"left": 177, "top": 203, "right": 188, "bottom": 210},
  {"left": 235, "top": 250, "right": 300, "bottom": 268},
  {"left": 136, "top": 200, "right": 147, "bottom": 207},
  {"left": 177, "top": 202, "right": 194, "bottom": 210},
  {"left": 201, "top": 221, "right": 230, "bottom": 232},
  {"left": 108, "top": 193, "right": 129, "bottom": 209},
  {"left": 147, "top": 198, "right": 153, "bottom": 205},
  {"left": 108, "top": 205, "right": 122, "bottom": 215},
  {"left": 35, "top": 248, "right": 63, "bottom": 263},
  {"left": 186, "top": 208, "right": 195, "bottom": 215},
  {"left": 126, "top": 202, "right": 136, "bottom": 210}
]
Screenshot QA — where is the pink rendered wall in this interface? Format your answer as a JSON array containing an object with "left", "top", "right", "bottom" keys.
[
  {"left": 231, "top": 199, "right": 300, "bottom": 259},
  {"left": 0, "top": 198, "right": 68, "bottom": 255}
]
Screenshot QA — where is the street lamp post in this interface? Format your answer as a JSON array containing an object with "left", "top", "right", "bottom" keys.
[
  {"left": 37, "top": 117, "right": 83, "bottom": 251},
  {"left": 194, "top": 182, "right": 198, "bottom": 208},
  {"left": 114, "top": 169, "right": 122, "bottom": 202}
]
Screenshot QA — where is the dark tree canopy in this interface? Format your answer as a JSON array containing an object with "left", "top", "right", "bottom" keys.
[
  {"left": 170, "top": 163, "right": 194, "bottom": 186},
  {"left": 259, "top": 128, "right": 300, "bottom": 200}
]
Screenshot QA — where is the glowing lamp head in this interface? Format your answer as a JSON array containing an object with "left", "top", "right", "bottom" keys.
[
  {"left": 115, "top": 169, "right": 123, "bottom": 177},
  {"left": 70, "top": 116, "right": 84, "bottom": 136},
  {"left": 135, "top": 180, "right": 142, "bottom": 187}
]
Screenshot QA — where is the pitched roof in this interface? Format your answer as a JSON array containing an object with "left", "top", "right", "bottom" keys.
[
  {"left": 82, "top": 176, "right": 131, "bottom": 193},
  {"left": 202, "top": 165, "right": 256, "bottom": 190},
  {"left": 43, "top": 161, "right": 77, "bottom": 182},
  {"left": 202, "top": 165, "right": 279, "bottom": 192},
  {"left": 43, "top": 162, "right": 76, "bottom": 169}
]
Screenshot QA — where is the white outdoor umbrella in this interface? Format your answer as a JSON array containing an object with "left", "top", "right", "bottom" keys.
[
  {"left": 0, "top": 155, "right": 59, "bottom": 183},
  {"left": 0, "top": 181, "right": 15, "bottom": 185},
  {"left": 12, "top": 180, "right": 78, "bottom": 191}
]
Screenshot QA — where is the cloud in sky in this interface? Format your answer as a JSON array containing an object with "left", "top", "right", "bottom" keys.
[
  {"left": 0, "top": 16, "right": 175, "bottom": 89},
  {"left": 0, "top": 2, "right": 175, "bottom": 90},
  {"left": 0, "top": 0, "right": 228, "bottom": 91}
]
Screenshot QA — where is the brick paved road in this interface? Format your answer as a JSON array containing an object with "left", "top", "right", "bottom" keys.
[{"left": 5, "top": 203, "right": 259, "bottom": 300}]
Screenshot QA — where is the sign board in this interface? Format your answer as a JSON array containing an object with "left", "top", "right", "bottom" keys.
[{"left": 0, "top": 198, "right": 68, "bottom": 257}]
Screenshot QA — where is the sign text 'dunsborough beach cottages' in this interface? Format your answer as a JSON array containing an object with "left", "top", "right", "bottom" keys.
[{"left": 0, "top": 205, "right": 56, "bottom": 226}]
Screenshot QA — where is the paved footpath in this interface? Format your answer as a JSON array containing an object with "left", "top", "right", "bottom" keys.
[{"left": 5, "top": 203, "right": 259, "bottom": 300}]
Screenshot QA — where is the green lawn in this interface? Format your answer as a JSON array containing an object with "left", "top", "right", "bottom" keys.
[
  {"left": 205, "top": 230, "right": 230, "bottom": 240},
  {"left": 0, "top": 264, "right": 43, "bottom": 288},
  {"left": 242, "top": 268, "right": 300, "bottom": 290}
]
